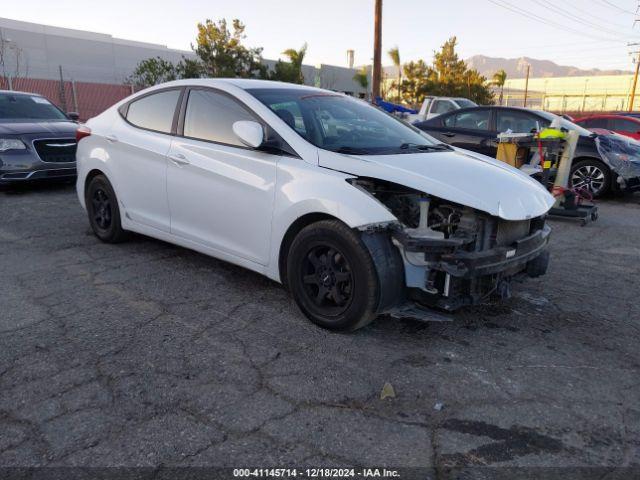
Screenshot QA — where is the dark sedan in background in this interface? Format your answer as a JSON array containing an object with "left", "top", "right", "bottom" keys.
[
  {"left": 0, "top": 90, "right": 79, "bottom": 186},
  {"left": 414, "top": 106, "right": 640, "bottom": 197}
]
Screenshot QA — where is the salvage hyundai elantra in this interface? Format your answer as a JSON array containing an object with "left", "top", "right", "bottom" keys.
[{"left": 76, "top": 79, "right": 554, "bottom": 331}]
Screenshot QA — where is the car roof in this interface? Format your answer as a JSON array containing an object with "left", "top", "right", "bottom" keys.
[
  {"left": 575, "top": 113, "right": 640, "bottom": 121},
  {"left": 0, "top": 90, "right": 44, "bottom": 97},
  {"left": 431, "top": 105, "right": 546, "bottom": 115},
  {"left": 156, "top": 78, "right": 326, "bottom": 93}
]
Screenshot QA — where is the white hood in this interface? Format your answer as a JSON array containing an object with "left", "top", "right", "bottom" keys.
[{"left": 318, "top": 148, "right": 555, "bottom": 221}]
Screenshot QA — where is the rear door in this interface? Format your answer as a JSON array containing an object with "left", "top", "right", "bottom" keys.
[
  {"left": 109, "top": 88, "right": 182, "bottom": 232},
  {"left": 166, "top": 87, "right": 278, "bottom": 265}
]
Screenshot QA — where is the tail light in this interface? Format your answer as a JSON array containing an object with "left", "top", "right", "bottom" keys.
[{"left": 76, "top": 125, "right": 92, "bottom": 142}]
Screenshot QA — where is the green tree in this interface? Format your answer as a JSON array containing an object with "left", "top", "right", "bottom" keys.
[
  {"left": 128, "top": 57, "right": 178, "bottom": 87},
  {"left": 400, "top": 60, "right": 432, "bottom": 106},
  {"left": 353, "top": 66, "right": 369, "bottom": 90},
  {"left": 270, "top": 43, "right": 307, "bottom": 84},
  {"left": 425, "top": 37, "right": 494, "bottom": 104},
  {"left": 176, "top": 57, "right": 204, "bottom": 79},
  {"left": 282, "top": 43, "right": 307, "bottom": 84},
  {"left": 492, "top": 69, "right": 507, "bottom": 105},
  {"left": 388, "top": 46, "right": 402, "bottom": 102},
  {"left": 194, "top": 18, "right": 265, "bottom": 78}
]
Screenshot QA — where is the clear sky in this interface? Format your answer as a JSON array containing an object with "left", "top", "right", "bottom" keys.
[{"left": 4, "top": 0, "right": 640, "bottom": 71}]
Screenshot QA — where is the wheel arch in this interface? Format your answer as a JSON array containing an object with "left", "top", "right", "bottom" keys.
[
  {"left": 571, "top": 156, "right": 615, "bottom": 191},
  {"left": 84, "top": 169, "right": 106, "bottom": 200},
  {"left": 278, "top": 212, "right": 341, "bottom": 287}
]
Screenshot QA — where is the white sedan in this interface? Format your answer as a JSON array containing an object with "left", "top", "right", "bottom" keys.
[{"left": 75, "top": 79, "right": 554, "bottom": 331}]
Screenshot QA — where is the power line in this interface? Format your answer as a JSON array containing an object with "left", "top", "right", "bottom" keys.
[
  {"left": 486, "top": 0, "right": 640, "bottom": 43},
  {"left": 596, "top": 0, "right": 638, "bottom": 15},
  {"left": 532, "top": 0, "right": 633, "bottom": 35}
]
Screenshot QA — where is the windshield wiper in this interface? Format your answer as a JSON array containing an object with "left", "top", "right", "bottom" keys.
[
  {"left": 400, "top": 142, "right": 452, "bottom": 151},
  {"left": 334, "top": 146, "right": 372, "bottom": 155}
]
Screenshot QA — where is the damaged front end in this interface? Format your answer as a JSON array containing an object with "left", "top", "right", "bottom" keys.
[
  {"left": 352, "top": 178, "right": 551, "bottom": 316},
  {"left": 596, "top": 134, "right": 640, "bottom": 191}
]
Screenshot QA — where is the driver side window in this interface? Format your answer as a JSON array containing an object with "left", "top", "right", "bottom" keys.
[{"left": 183, "top": 89, "right": 258, "bottom": 146}]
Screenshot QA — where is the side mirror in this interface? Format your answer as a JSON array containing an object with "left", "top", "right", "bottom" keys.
[
  {"left": 232, "top": 120, "right": 264, "bottom": 148},
  {"left": 67, "top": 112, "right": 80, "bottom": 121}
]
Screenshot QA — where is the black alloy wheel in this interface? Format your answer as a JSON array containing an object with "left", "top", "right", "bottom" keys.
[
  {"left": 286, "top": 220, "right": 381, "bottom": 331},
  {"left": 86, "top": 174, "right": 128, "bottom": 243},
  {"left": 92, "top": 187, "right": 112, "bottom": 230},
  {"left": 301, "top": 244, "right": 354, "bottom": 317}
]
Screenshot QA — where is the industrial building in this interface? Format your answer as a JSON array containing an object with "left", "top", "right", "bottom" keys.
[
  {"left": 502, "top": 74, "right": 637, "bottom": 113},
  {"left": 0, "top": 16, "right": 369, "bottom": 95}
]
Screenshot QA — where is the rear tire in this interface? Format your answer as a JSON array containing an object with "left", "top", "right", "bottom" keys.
[
  {"left": 86, "top": 174, "right": 128, "bottom": 243},
  {"left": 286, "top": 220, "right": 380, "bottom": 331},
  {"left": 570, "top": 159, "right": 611, "bottom": 198}
]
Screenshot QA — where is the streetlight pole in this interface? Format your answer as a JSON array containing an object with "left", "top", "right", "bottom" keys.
[
  {"left": 372, "top": 0, "right": 383, "bottom": 102},
  {"left": 523, "top": 63, "right": 531, "bottom": 108},
  {"left": 629, "top": 48, "right": 640, "bottom": 112}
]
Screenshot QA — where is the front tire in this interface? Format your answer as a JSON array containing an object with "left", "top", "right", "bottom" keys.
[
  {"left": 86, "top": 174, "right": 128, "bottom": 243},
  {"left": 286, "top": 220, "right": 380, "bottom": 331},
  {"left": 570, "top": 159, "right": 610, "bottom": 198}
]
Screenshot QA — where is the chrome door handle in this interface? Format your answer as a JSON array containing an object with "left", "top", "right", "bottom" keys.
[
  {"left": 105, "top": 135, "right": 118, "bottom": 143},
  {"left": 168, "top": 153, "right": 190, "bottom": 165}
]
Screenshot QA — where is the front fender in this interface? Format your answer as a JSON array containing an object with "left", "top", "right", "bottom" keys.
[{"left": 265, "top": 156, "right": 397, "bottom": 282}]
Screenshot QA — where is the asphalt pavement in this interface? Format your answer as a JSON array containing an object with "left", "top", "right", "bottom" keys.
[{"left": 1, "top": 184, "right": 639, "bottom": 479}]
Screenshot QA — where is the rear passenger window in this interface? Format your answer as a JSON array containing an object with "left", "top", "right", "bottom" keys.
[
  {"left": 579, "top": 118, "right": 609, "bottom": 129},
  {"left": 611, "top": 118, "right": 638, "bottom": 132},
  {"left": 183, "top": 89, "right": 257, "bottom": 146},
  {"left": 125, "top": 90, "right": 180, "bottom": 134}
]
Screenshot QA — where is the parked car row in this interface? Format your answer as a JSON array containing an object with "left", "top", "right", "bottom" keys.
[{"left": 413, "top": 105, "right": 640, "bottom": 197}]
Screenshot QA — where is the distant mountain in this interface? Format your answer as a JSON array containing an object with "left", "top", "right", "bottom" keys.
[{"left": 466, "top": 55, "right": 632, "bottom": 79}]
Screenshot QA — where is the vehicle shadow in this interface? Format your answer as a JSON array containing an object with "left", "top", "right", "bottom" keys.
[{"left": 0, "top": 180, "right": 76, "bottom": 196}]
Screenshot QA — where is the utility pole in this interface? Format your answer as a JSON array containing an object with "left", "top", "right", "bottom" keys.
[
  {"left": 372, "top": 0, "right": 383, "bottom": 102},
  {"left": 629, "top": 45, "right": 640, "bottom": 112},
  {"left": 523, "top": 63, "right": 531, "bottom": 108}
]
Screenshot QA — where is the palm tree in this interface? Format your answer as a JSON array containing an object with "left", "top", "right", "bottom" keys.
[
  {"left": 353, "top": 66, "right": 369, "bottom": 98},
  {"left": 493, "top": 69, "right": 507, "bottom": 105},
  {"left": 282, "top": 43, "right": 308, "bottom": 84},
  {"left": 388, "top": 46, "right": 401, "bottom": 102}
]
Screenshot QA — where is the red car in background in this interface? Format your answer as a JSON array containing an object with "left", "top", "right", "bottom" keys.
[{"left": 574, "top": 114, "right": 640, "bottom": 140}]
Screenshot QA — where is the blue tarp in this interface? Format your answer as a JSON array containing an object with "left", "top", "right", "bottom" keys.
[{"left": 375, "top": 97, "right": 417, "bottom": 114}]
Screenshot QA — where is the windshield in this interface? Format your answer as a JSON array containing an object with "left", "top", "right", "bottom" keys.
[
  {"left": 456, "top": 99, "right": 477, "bottom": 108},
  {"left": 247, "top": 88, "right": 444, "bottom": 155},
  {"left": 0, "top": 93, "right": 68, "bottom": 121},
  {"left": 535, "top": 110, "right": 593, "bottom": 137}
]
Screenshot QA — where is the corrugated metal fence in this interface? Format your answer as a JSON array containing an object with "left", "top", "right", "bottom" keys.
[{"left": 1, "top": 76, "right": 134, "bottom": 121}]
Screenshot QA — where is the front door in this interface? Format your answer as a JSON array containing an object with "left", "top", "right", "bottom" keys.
[
  {"left": 440, "top": 108, "right": 495, "bottom": 156},
  {"left": 166, "top": 88, "right": 278, "bottom": 265}
]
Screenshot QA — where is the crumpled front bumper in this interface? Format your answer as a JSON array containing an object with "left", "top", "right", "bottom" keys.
[
  {"left": 392, "top": 225, "right": 551, "bottom": 279},
  {"left": 387, "top": 222, "right": 551, "bottom": 313}
]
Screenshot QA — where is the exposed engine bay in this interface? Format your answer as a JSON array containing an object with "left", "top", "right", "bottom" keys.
[{"left": 350, "top": 177, "right": 551, "bottom": 313}]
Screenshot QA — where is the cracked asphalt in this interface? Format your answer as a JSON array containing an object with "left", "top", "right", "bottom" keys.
[{"left": 1, "top": 184, "right": 639, "bottom": 478}]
